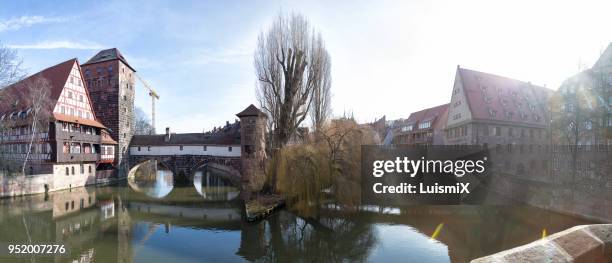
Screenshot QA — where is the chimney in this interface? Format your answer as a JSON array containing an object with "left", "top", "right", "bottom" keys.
[{"left": 165, "top": 127, "right": 171, "bottom": 142}]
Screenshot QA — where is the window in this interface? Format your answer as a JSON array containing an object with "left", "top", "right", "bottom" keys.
[
  {"left": 453, "top": 113, "right": 461, "bottom": 120},
  {"left": 565, "top": 103, "right": 574, "bottom": 113},
  {"left": 71, "top": 166, "right": 75, "bottom": 175},
  {"left": 401, "top": 125, "right": 413, "bottom": 132},
  {"left": 203, "top": 145, "right": 207, "bottom": 151},
  {"left": 453, "top": 101, "right": 461, "bottom": 107},
  {"left": 61, "top": 106, "right": 65, "bottom": 114},
  {"left": 584, "top": 121, "right": 592, "bottom": 130},
  {"left": 67, "top": 91, "right": 73, "bottom": 99},
  {"left": 179, "top": 145, "right": 183, "bottom": 151},
  {"left": 80, "top": 164, "right": 84, "bottom": 174},
  {"left": 494, "top": 126, "right": 501, "bottom": 136},
  {"left": 88, "top": 165, "right": 92, "bottom": 173},
  {"left": 228, "top": 146, "right": 233, "bottom": 152},
  {"left": 489, "top": 109, "right": 497, "bottom": 118},
  {"left": 69, "top": 108, "right": 74, "bottom": 116},
  {"left": 79, "top": 95, "right": 84, "bottom": 102},
  {"left": 418, "top": 121, "right": 431, "bottom": 129},
  {"left": 138, "top": 146, "right": 141, "bottom": 151},
  {"left": 148, "top": 146, "right": 151, "bottom": 151},
  {"left": 65, "top": 167, "right": 69, "bottom": 175},
  {"left": 508, "top": 127, "right": 514, "bottom": 137}
]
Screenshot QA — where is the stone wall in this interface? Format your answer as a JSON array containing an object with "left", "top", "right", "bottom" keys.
[
  {"left": 472, "top": 224, "right": 612, "bottom": 262},
  {"left": 482, "top": 145, "right": 611, "bottom": 222},
  {"left": 238, "top": 113, "right": 267, "bottom": 194},
  {"left": 82, "top": 59, "right": 135, "bottom": 179}
]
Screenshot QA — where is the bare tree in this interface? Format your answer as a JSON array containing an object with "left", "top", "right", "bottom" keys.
[
  {"left": 255, "top": 12, "right": 332, "bottom": 148},
  {"left": 134, "top": 107, "right": 154, "bottom": 135},
  {"left": 309, "top": 36, "right": 332, "bottom": 136},
  {"left": 19, "top": 76, "right": 52, "bottom": 176},
  {"left": 0, "top": 42, "right": 25, "bottom": 88}
]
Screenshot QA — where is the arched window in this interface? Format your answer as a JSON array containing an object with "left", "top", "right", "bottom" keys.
[
  {"left": 65, "top": 167, "right": 69, "bottom": 175},
  {"left": 71, "top": 166, "right": 75, "bottom": 175}
]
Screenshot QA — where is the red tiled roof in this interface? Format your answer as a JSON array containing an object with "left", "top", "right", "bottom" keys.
[
  {"left": 53, "top": 113, "right": 106, "bottom": 129},
  {"left": 457, "top": 67, "right": 552, "bottom": 127},
  {"left": 0, "top": 58, "right": 109, "bottom": 129},
  {"left": 0, "top": 59, "right": 76, "bottom": 114},
  {"left": 406, "top": 103, "right": 449, "bottom": 128}
]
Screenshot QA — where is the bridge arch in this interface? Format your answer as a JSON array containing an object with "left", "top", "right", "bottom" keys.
[{"left": 127, "top": 158, "right": 175, "bottom": 198}]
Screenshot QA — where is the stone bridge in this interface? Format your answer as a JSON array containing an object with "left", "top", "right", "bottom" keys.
[
  {"left": 126, "top": 104, "right": 267, "bottom": 189},
  {"left": 128, "top": 154, "right": 242, "bottom": 184}
]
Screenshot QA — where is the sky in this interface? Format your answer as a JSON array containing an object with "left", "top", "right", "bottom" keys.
[{"left": 0, "top": 0, "right": 611, "bottom": 132}]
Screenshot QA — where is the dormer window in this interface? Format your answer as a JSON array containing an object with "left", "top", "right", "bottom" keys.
[
  {"left": 401, "top": 125, "right": 413, "bottom": 132},
  {"left": 418, "top": 121, "right": 431, "bottom": 129},
  {"left": 489, "top": 109, "right": 497, "bottom": 117}
]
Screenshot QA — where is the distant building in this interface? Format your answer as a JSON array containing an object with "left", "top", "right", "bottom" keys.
[
  {"left": 0, "top": 58, "right": 116, "bottom": 194},
  {"left": 392, "top": 104, "right": 449, "bottom": 146},
  {"left": 445, "top": 66, "right": 553, "bottom": 146},
  {"left": 550, "top": 43, "right": 612, "bottom": 145}
]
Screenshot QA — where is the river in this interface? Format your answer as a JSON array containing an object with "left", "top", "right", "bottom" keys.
[{"left": 0, "top": 164, "right": 598, "bottom": 263}]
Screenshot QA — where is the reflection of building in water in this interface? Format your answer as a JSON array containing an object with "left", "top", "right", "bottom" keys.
[
  {"left": 100, "top": 199, "right": 115, "bottom": 220},
  {"left": 52, "top": 187, "right": 96, "bottom": 218}
]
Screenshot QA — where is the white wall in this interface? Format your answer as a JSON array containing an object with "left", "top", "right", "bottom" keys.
[{"left": 130, "top": 145, "right": 241, "bottom": 157}]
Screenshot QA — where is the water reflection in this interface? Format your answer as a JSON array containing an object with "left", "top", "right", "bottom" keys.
[
  {"left": 0, "top": 184, "right": 600, "bottom": 263},
  {"left": 128, "top": 161, "right": 174, "bottom": 198},
  {"left": 193, "top": 167, "right": 240, "bottom": 201}
]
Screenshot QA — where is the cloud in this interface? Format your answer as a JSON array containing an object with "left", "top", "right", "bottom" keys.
[
  {"left": 8, "top": 40, "right": 106, "bottom": 50},
  {"left": 0, "top": 15, "right": 69, "bottom": 32}
]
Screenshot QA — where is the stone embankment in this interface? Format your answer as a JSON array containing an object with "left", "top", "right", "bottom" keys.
[{"left": 472, "top": 224, "right": 612, "bottom": 263}]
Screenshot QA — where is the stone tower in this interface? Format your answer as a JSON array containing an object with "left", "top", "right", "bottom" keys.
[
  {"left": 81, "top": 48, "right": 136, "bottom": 178},
  {"left": 236, "top": 104, "right": 267, "bottom": 194}
]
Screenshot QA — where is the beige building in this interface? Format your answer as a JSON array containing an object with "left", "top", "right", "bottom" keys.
[{"left": 445, "top": 66, "right": 553, "bottom": 147}]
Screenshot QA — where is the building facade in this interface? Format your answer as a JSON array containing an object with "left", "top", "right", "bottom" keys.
[
  {"left": 81, "top": 48, "right": 136, "bottom": 178},
  {"left": 392, "top": 104, "right": 448, "bottom": 146},
  {"left": 550, "top": 43, "right": 612, "bottom": 146},
  {"left": 445, "top": 66, "right": 552, "bottom": 147},
  {"left": 0, "top": 59, "right": 116, "bottom": 196}
]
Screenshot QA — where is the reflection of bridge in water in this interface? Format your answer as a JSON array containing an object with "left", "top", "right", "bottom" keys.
[{"left": 128, "top": 161, "right": 239, "bottom": 201}]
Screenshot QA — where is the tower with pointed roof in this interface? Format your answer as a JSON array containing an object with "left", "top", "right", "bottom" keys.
[
  {"left": 236, "top": 104, "right": 267, "bottom": 194},
  {"left": 81, "top": 48, "right": 136, "bottom": 177}
]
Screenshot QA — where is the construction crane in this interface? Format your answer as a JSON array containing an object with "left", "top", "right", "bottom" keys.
[{"left": 135, "top": 74, "right": 160, "bottom": 134}]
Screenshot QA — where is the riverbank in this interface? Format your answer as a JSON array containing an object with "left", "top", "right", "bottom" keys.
[
  {"left": 0, "top": 172, "right": 124, "bottom": 198},
  {"left": 244, "top": 194, "right": 285, "bottom": 222}
]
